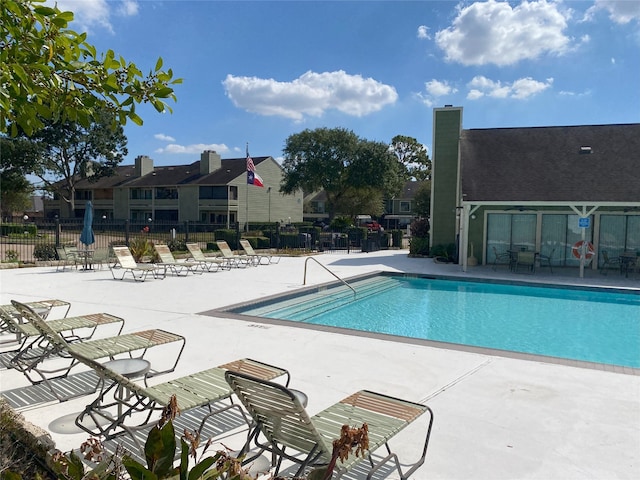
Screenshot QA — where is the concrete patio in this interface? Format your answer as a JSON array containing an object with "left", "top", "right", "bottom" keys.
[{"left": 1, "top": 249, "right": 638, "bottom": 479}]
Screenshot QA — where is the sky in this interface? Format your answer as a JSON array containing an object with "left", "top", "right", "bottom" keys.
[{"left": 53, "top": 0, "right": 640, "bottom": 166}]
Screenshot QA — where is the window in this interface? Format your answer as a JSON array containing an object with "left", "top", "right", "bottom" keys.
[
  {"left": 130, "top": 188, "right": 152, "bottom": 200},
  {"left": 400, "top": 201, "right": 411, "bottom": 213},
  {"left": 199, "top": 186, "right": 228, "bottom": 199},
  {"left": 155, "top": 187, "right": 178, "bottom": 200},
  {"left": 74, "top": 190, "right": 92, "bottom": 200},
  {"left": 310, "top": 201, "right": 325, "bottom": 214}
]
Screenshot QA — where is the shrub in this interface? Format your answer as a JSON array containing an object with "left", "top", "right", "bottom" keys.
[
  {"left": 4, "top": 250, "right": 19, "bottom": 262},
  {"left": 410, "top": 217, "right": 430, "bottom": 237},
  {"left": 409, "top": 237, "right": 430, "bottom": 256},
  {"left": 33, "top": 244, "right": 57, "bottom": 261},
  {"left": 214, "top": 229, "right": 237, "bottom": 249},
  {"left": 391, "top": 229, "right": 403, "bottom": 248},
  {"left": 166, "top": 239, "right": 187, "bottom": 252},
  {"left": 129, "top": 237, "right": 157, "bottom": 262}
]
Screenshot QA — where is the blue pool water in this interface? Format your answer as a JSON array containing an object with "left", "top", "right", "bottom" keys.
[{"left": 234, "top": 276, "right": 640, "bottom": 368}]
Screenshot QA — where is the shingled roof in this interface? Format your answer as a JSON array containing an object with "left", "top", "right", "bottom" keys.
[
  {"left": 460, "top": 123, "right": 640, "bottom": 203},
  {"left": 73, "top": 156, "right": 269, "bottom": 188}
]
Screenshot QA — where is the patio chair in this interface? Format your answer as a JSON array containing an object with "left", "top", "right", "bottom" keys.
[
  {"left": 89, "top": 247, "right": 111, "bottom": 270},
  {"left": 70, "top": 352, "right": 289, "bottom": 443},
  {"left": 491, "top": 246, "right": 511, "bottom": 271},
  {"left": 153, "top": 243, "right": 203, "bottom": 276},
  {"left": 225, "top": 370, "right": 435, "bottom": 479},
  {"left": 0, "top": 303, "right": 123, "bottom": 357},
  {"left": 9, "top": 301, "right": 186, "bottom": 400},
  {"left": 538, "top": 248, "right": 556, "bottom": 274},
  {"left": 515, "top": 251, "right": 536, "bottom": 274},
  {"left": 109, "top": 246, "right": 167, "bottom": 281},
  {"left": 185, "top": 243, "right": 229, "bottom": 272},
  {"left": 599, "top": 250, "right": 621, "bottom": 275},
  {"left": 216, "top": 240, "right": 253, "bottom": 268},
  {"left": 55, "top": 247, "right": 78, "bottom": 272},
  {"left": 239, "top": 239, "right": 279, "bottom": 265}
]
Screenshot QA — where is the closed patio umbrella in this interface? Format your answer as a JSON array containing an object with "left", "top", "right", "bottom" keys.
[{"left": 79, "top": 201, "right": 95, "bottom": 247}]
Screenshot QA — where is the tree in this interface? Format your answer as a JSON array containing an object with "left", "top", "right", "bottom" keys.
[
  {"left": 413, "top": 181, "right": 432, "bottom": 217},
  {"left": 24, "top": 107, "right": 128, "bottom": 213},
  {"left": 0, "top": 137, "right": 39, "bottom": 218},
  {"left": 390, "top": 135, "right": 431, "bottom": 181},
  {"left": 1, "top": 0, "right": 181, "bottom": 136},
  {"left": 281, "top": 128, "right": 403, "bottom": 220}
]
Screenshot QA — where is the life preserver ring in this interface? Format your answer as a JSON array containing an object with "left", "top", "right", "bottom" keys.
[{"left": 572, "top": 240, "right": 594, "bottom": 260}]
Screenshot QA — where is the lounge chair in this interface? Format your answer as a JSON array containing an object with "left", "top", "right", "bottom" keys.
[
  {"left": 109, "top": 246, "right": 167, "bottom": 281},
  {"left": 225, "top": 370, "right": 435, "bottom": 479},
  {"left": 69, "top": 351, "right": 289, "bottom": 443},
  {"left": 153, "top": 243, "right": 203, "bottom": 276},
  {"left": 0, "top": 303, "right": 123, "bottom": 357},
  {"left": 216, "top": 240, "right": 253, "bottom": 268},
  {"left": 9, "top": 301, "right": 185, "bottom": 400},
  {"left": 185, "top": 243, "right": 229, "bottom": 272},
  {"left": 239, "top": 239, "right": 279, "bottom": 265}
]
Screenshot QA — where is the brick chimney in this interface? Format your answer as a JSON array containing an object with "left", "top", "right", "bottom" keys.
[
  {"left": 135, "top": 155, "right": 154, "bottom": 177},
  {"left": 200, "top": 150, "right": 221, "bottom": 175}
]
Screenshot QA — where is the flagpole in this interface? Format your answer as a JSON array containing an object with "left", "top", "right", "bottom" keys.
[{"left": 245, "top": 142, "right": 249, "bottom": 232}]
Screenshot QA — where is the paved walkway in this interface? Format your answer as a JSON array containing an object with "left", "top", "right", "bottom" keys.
[{"left": 1, "top": 250, "right": 638, "bottom": 479}]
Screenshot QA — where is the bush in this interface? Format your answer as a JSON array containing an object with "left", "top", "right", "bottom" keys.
[
  {"left": 330, "top": 216, "right": 351, "bottom": 231},
  {"left": 129, "top": 237, "right": 156, "bottom": 262},
  {"left": 4, "top": 250, "right": 19, "bottom": 262},
  {"left": 214, "top": 229, "right": 237, "bottom": 249},
  {"left": 0, "top": 223, "right": 37, "bottom": 236},
  {"left": 166, "top": 239, "right": 187, "bottom": 252},
  {"left": 431, "top": 243, "right": 457, "bottom": 262},
  {"left": 33, "top": 244, "right": 57, "bottom": 261},
  {"left": 409, "top": 237, "right": 430, "bottom": 256},
  {"left": 410, "top": 217, "right": 430, "bottom": 237}
]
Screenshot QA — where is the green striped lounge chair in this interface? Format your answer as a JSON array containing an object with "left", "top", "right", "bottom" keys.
[
  {"left": 225, "top": 370, "right": 435, "bottom": 480},
  {"left": 68, "top": 352, "right": 289, "bottom": 444},
  {"left": 9, "top": 301, "right": 185, "bottom": 401}
]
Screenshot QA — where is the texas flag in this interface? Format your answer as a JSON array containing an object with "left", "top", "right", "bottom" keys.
[{"left": 246, "top": 148, "right": 264, "bottom": 188}]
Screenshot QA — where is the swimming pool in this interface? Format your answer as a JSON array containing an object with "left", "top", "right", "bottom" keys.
[{"left": 220, "top": 275, "right": 640, "bottom": 369}]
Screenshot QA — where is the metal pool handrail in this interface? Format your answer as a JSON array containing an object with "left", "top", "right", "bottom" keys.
[{"left": 303, "top": 257, "right": 356, "bottom": 296}]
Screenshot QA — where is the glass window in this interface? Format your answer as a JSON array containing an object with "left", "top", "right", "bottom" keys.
[
  {"left": 155, "top": 187, "right": 178, "bottom": 200},
  {"left": 400, "top": 201, "right": 411, "bottom": 213},
  {"left": 130, "top": 189, "right": 152, "bottom": 200},
  {"left": 541, "top": 214, "right": 567, "bottom": 265},
  {"left": 199, "top": 186, "right": 228, "bottom": 199}
]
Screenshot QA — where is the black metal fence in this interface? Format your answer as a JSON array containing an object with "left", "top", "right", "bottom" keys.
[{"left": 0, "top": 218, "right": 394, "bottom": 264}]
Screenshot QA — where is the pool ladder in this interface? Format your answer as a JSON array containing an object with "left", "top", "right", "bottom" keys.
[{"left": 303, "top": 257, "right": 356, "bottom": 296}]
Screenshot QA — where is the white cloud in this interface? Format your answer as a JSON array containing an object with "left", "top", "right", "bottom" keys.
[
  {"left": 466, "top": 75, "right": 553, "bottom": 99},
  {"left": 584, "top": 0, "right": 640, "bottom": 24},
  {"left": 155, "top": 143, "right": 230, "bottom": 155},
  {"left": 416, "top": 79, "right": 458, "bottom": 107},
  {"left": 222, "top": 70, "right": 398, "bottom": 121},
  {"left": 417, "top": 25, "right": 431, "bottom": 39},
  {"left": 425, "top": 79, "right": 457, "bottom": 96},
  {"left": 435, "top": 0, "right": 572, "bottom": 66},
  {"left": 154, "top": 133, "right": 176, "bottom": 142},
  {"left": 49, "top": 0, "right": 139, "bottom": 33}
]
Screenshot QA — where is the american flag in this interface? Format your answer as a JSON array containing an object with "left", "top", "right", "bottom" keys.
[{"left": 246, "top": 146, "right": 264, "bottom": 187}]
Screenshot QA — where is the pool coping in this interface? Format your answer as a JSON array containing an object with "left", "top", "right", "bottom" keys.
[{"left": 202, "top": 271, "right": 640, "bottom": 376}]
